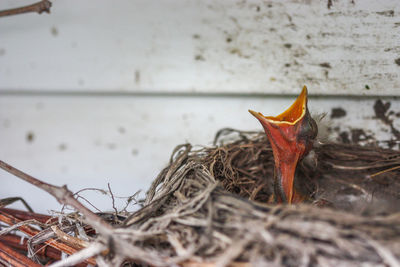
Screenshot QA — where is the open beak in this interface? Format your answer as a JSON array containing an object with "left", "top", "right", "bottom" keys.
[{"left": 249, "top": 86, "right": 317, "bottom": 203}]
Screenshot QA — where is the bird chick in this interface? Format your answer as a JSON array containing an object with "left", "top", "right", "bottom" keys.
[{"left": 249, "top": 86, "right": 318, "bottom": 203}]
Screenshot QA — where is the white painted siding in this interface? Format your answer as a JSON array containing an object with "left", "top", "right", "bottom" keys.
[
  {"left": 0, "top": 0, "right": 399, "bottom": 213},
  {"left": 0, "top": 0, "right": 399, "bottom": 95}
]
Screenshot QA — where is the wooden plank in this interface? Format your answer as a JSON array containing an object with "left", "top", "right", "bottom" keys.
[{"left": 0, "top": 0, "right": 399, "bottom": 95}]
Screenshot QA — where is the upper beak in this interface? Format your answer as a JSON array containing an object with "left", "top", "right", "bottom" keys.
[{"left": 249, "top": 86, "right": 317, "bottom": 203}]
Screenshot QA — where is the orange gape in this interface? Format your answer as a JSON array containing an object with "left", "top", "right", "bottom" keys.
[{"left": 249, "top": 86, "right": 318, "bottom": 204}]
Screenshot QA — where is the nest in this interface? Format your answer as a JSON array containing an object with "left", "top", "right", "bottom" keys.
[{"left": 1, "top": 129, "right": 400, "bottom": 266}]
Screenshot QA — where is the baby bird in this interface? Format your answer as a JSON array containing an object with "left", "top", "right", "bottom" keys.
[{"left": 249, "top": 86, "right": 318, "bottom": 203}]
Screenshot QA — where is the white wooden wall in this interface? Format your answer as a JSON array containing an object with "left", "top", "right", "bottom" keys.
[{"left": 1, "top": 0, "right": 399, "bottom": 213}]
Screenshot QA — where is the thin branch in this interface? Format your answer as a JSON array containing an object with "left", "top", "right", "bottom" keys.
[
  {"left": 0, "top": 210, "right": 96, "bottom": 265},
  {"left": 75, "top": 196, "right": 102, "bottom": 213},
  {"left": 50, "top": 225, "right": 89, "bottom": 250},
  {"left": 49, "top": 242, "right": 106, "bottom": 267},
  {"left": 0, "top": 241, "right": 42, "bottom": 267},
  {"left": 0, "top": 197, "right": 34, "bottom": 213},
  {"left": 0, "top": 160, "right": 157, "bottom": 266},
  {"left": 107, "top": 183, "right": 119, "bottom": 219},
  {"left": 121, "top": 190, "right": 140, "bottom": 213},
  {"left": 368, "top": 165, "right": 400, "bottom": 178},
  {"left": 0, "top": 219, "right": 44, "bottom": 236},
  {"left": 73, "top": 187, "right": 108, "bottom": 196},
  {"left": 0, "top": 0, "right": 52, "bottom": 17},
  {"left": 0, "top": 160, "right": 113, "bottom": 236}
]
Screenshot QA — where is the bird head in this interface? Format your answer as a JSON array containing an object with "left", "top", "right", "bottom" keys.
[{"left": 249, "top": 86, "right": 317, "bottom": 203}]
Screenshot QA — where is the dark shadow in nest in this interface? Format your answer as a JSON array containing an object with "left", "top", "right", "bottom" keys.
[{"left": 200, "top": 128, "right": 400, "bottom": 216}]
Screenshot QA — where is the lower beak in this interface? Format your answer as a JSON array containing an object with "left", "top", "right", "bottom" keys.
[{"left": 273, "top": 150, "right": 302, "bottom": 204}]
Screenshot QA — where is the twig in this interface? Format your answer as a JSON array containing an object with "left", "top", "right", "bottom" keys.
[
  {"left": 0, "top": 208, "right": 53, "bottom": 224},
  {"left": 73, "top": 187, "right": 108, "bottom": 196},
  {"left": 364, "top": 237, "right": 400, "bottom": 267},
  {"left": 0, "top": 234, "right": 64, "bottom": 264},
  {"left": 61, "top": 187, "right": 107, "bottom": 213},
  {"left": 121, "top": 191, "right": 140, "bottom": 213},
  {"left": 75, "top": 196, "right": 102, "bottom": 212},
  {"left": 182, "top": 261, "right": 250, "bottom": 267},
  {"left": 0, "top": 160, "right": 161, "bottom": 266},
  {"left": 0, "top": 241, "right": 42, "bottom": 267},
  {"left": 49, "top": 242, "right": 106, "bottom": 267},
  {"left": 50, "top": 225, "right": 89, "bottom": 250},
  {"left": 0, "top": 197, "right": 34, "bottom": 213},
  {"left": 0, "top": 160, "right": 113, "bottom": 236},
  {"left": 368, "top": 165, "right": 400, "bottom": 178},
  {"left": 0, "top": 0, "right": 52, "bottom": 17},
  {"left": 0, "top": 219, "right": 44, "bottom": 236},
  {"left": 0, "top": 210, "right": 96, "bottom": 265},
  {"left": 107, "top": 183, "right": 119, "bottom": 218}
]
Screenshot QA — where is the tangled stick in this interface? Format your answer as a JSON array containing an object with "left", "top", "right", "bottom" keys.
[{"left": 0, "top": 0, "right": 51, "bottom": 17}]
